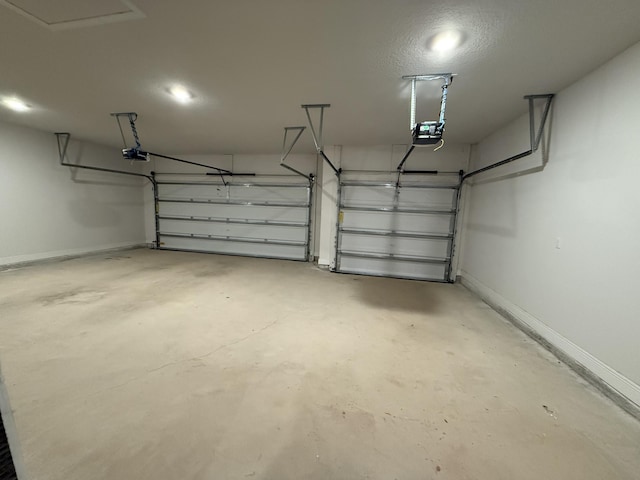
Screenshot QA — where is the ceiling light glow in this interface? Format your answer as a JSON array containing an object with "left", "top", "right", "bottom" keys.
[
  {"left": 430, "top": 30, "right": 463, "bottom": 53},
  {"left": 169, "top": 85, "right": 194, "bottom": 103},
  {"left": 2, "top": 96, "right": 30, "bottom": 112}
]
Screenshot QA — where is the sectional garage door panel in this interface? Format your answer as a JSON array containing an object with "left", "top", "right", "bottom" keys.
[
  {"left": 160, "top": 236, "right": 307, "bottom": 260},
  {"left": 341, "top": 185, "right": 456, "bottom": 210},
  {"left": 158, "top": 219, "right": 307, "bottom": 242},
  {"left": 158, "top": 183, "right": 308, "bottom": 203},
  {"left": 340, "top": 211, "right": 454, "bottom": 236},
  {"left": 159, "top": 203, "right": 307, "bottom": 224},
  {"left": 336, "top": 180, "right": 460, "bottom": 282},
  {"left": 339, "top": 233, "right": 450, "bottom": 258},
  {"left": 156, "top": 180, "right": 311, "bottom": 261},
  {"left": 338, "top": 255, "right": 448, "bottom": 282}
]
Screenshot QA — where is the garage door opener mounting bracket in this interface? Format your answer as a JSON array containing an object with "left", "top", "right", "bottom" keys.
[
  {"left": 395, "top": 73, "right": 456, "bottom": 189},
  {"left": 111, "top": 112, "right": 233, "bottom": 185}
]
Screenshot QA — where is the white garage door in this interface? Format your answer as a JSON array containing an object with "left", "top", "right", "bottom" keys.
[
  {"left": 336, "top": 178, "right": 461, "bottom": 282},
  {"left": 156, "top": 178, "right": 312, "bottom": 261}
]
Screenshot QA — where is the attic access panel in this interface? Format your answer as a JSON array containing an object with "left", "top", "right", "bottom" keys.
[{"left": 0, "top": 0, "right": 144, "bottom": 30}]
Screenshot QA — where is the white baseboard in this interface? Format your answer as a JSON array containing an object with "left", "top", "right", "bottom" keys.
[
  {"left": 459, "top": 270, "right": 640, "bottom": 413},
  {"left": 0, "top": 242, "right": 147, "bottom": 268}
]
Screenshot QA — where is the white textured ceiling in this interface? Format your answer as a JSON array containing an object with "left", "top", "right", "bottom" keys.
[{"left": 1, "top": 0, "right": 639, "bottom": 154}]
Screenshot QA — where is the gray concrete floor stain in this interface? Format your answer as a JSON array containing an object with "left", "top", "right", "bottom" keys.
[
  {"left": 38, "top": 289, "right": 108, "bottom": 306},
  {"left": 0, "top": 249, "right": 638, "bottom": 480}
]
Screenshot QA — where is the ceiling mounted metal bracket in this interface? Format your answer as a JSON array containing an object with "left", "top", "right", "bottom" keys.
[
  {"left": 301, "top": 104, "right": 341, "bottom": 176},
  {"left": 462, "top": 93, "right": 555, "bottom": 182},
  {"left": 55, "top": 132, "right": 154, "bottom": 182},
  {"left": 524, "top": 94, "right": 554, "bottom": 155},
  {"left": 280, "top": 126, "right": 314, "bottom": 182},
  {"left": 111, "top": 112, "right": 148, "bottom": 161}
]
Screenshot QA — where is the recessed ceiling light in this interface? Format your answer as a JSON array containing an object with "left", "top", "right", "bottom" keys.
[
  {"left": 2, "top": 96, "right": 31, "bottom": 112},
  {"left": 168, "top": 85, "right": 194, "bottom": 104},
  {"left": 429, "top": 30, "right": 463, "bottom": 53}
]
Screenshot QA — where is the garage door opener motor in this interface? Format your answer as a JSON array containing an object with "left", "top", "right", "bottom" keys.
[{"left": 112, "top": 112, "right": 150, "bottom": 161}]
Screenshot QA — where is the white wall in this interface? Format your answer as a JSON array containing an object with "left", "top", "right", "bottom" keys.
[
  {"left": 0, "top": 122, "right": 147, "bottom": 266},
  {"left": 459, "top": 41, "right": 640, "bottom": 406}
]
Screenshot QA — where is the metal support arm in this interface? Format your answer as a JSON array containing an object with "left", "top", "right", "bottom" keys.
[
  {"left": 396, "top": 145, "right": 416, "bottom": 174},
  {"left": 301, "top": 104, "right": 340, "bottom": 176},
  {"left": 280, "top": 126, "right": 314, "bottom": 182}
]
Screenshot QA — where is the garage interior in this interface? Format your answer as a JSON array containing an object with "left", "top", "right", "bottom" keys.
[{"left": 1, "top": 1, "right": 639, "bottom": 479}]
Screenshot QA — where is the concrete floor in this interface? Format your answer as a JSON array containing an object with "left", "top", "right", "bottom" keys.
[{"left": 0, "top": 249, "right": 638, "bottom": 480}]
